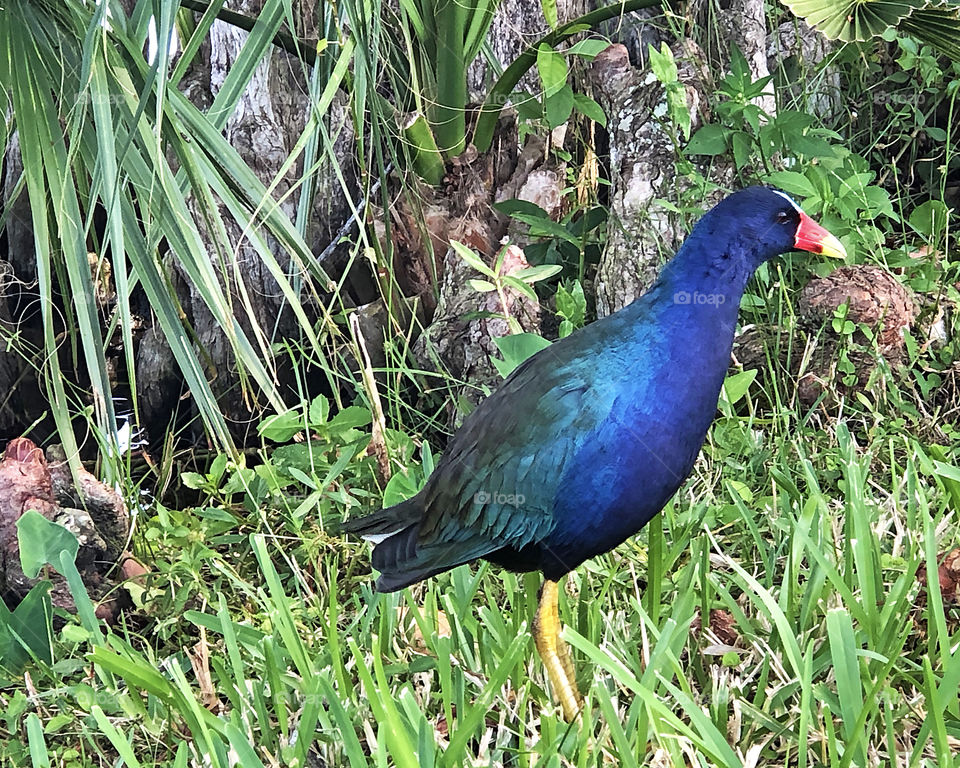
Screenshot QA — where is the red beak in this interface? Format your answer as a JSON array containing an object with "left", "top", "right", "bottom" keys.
[{"left": 794, "top": 211, "right": 846, "bottom": 259}]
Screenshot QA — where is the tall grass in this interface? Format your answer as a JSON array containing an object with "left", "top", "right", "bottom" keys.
[
  {"left": 1, "top": 2, "right": 958, "bottom": 767},
  {"left": 6, "top": 372, "right": 959, "bottom": 766}
]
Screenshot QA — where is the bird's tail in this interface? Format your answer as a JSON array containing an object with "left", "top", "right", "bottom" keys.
[
  {"left": 341, "top": 497, "right": 488, "bottom": 592},
  {"left": 338, "top": 498, "right": 417, "bottom": 540},
  {"left": 340, "top": 498, "right": 434, "bottom": 592}
]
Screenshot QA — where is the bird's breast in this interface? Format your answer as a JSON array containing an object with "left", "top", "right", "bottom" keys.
[{"left": 547, "top": 337, "right": 730, "bottom": 555}]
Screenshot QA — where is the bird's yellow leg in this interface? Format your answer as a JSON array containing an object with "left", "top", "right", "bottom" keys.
[{"left": 533, "top": 579, "right": 582, "bottom": 721}]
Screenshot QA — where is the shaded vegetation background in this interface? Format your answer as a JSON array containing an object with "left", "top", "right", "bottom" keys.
[{"left": 0, "top": 0, "right": 959, "bottom": 766}]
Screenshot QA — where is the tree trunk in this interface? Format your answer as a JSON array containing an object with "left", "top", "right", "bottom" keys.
[
  {"left": 141, "top": 0, "right": 358, "bottom": 441},
  {"left": 0, "top": 134, "right": 56, "bottom": 441},
  {"left": 590, "top": 0, "right": 779, "bottom": 316},
  {"left": 403, "top": 0, "right": 590, "bottom": 424},
  {"left": 588, "top": 39, "right": 736, "bottom": 316}
]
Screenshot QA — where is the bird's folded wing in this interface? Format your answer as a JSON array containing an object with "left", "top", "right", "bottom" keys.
[{"left": 416, "top": 365, "right": 596, "bottom": 554}]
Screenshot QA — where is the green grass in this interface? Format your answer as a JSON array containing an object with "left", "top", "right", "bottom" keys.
[
  {"left": 2, "top": 4, "right": 959, "bottom": 767},
  {"left": 4, "top": 384, "right": 960, "bottom": 766}
]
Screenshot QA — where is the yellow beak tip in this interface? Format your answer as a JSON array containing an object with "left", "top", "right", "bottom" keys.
[{"left": 819, "top": 233, "right": 847, "bottom": 260}]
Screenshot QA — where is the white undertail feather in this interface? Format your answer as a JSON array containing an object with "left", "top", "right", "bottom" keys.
[{"left": 362, "top": 529, "right": 403, "bottom": 545}]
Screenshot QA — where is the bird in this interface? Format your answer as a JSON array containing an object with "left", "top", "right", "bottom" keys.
[{"left": 342, "top": 186, "right": 846, "bottom": 721}]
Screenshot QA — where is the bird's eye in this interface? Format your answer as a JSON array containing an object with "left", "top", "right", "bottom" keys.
[{"left": 776, "top": 210, "right": 792, "bottom": 224}]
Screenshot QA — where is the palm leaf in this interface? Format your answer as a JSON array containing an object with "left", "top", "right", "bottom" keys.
[
  {"left": 897, "top": 4, "right": 960, "bottom": 57},
  {"left": 779, "top": 0, "right": 960, "bottom": 59},
  {"left": 1, "top": 0, "right": 353, "bottom": 459},
  {"left": 781, "top": 0, "right": 922, "bottom": 40}
]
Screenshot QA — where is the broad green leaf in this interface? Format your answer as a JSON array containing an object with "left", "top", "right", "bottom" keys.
[
  {"left": 567, "top": 38, "right": 611, "bottom": 59},
  {"left": 573, "top": 93, "right": 607, "bottom": 126},
  {"left": 329, "top": 406, "right": 373, "bottom": 432},
  {"left": 766, "top": 170, "right": 817, "bottom": 198},
  {"left": 721, "top": 369, "right": 758, "bottom": 407},
  {"left": 511, "top": 264, "right": 563, "bottom": 283},
  {"left": 492, "top": 333, "right": 552, "bottom": 377},
  {"left": 495, "top": 198, "right": 552, "bottom": 218},
  {"left": 556, "top": 281, "right": 587, "bottom": 327},
  {"left": 468, "top": 278, "right": 497, "bottom": 292},
  {"left": 685, "top": 124, "right": 729, "bottom": 155},
  {"left": 382, "top": 468, "right": 427, "bottom": 507},
  {"left": 0, "top": 582, "right": 53, "bottom": 673},
  {"left": 451, "top": 241, "right": 495, "bottom": 277},
  {"left": 258, "top": 410, "right": 306, "bottom": 442},
  {"left": 536, "top": 43, "right": 568, "bottom": 98},
  {"left": 308, "top": 395, "right": 332, "bottom": 427},
  {"left": 648, "top": 42, "right": 678, "bottom": 84},
  {"left": 666, "top": 84, "right": 691, "bottom": 139},
  {"left": 541, "top": 0, "right": 559, "bottom": 28},
  {"left": 508, "top": 212, "right": 581, "bottom": 245},
  {"left": 908, "top": 200, "right": 949, "bottom": 238},
  {"left": 731, "top": 131, "right": 754, "bottom": 169},
  {"left": 500, "top": 275, "right": 539, "bottom": 302},
  {"left": 17, "top": 510, "right": 79, "bottom": 578},
  {"left": 544, "top": 83, "right": 575, "bottom": 127}
]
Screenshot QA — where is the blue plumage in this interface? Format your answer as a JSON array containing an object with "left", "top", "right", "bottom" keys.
[{"left": 343, "top": 187, "right": 842, "bottom": 592}]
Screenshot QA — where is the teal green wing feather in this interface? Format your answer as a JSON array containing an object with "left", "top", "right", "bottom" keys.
[
  {"left": 417, "top": 356, "right": 594, "bottom": 553},
  {"left": 349, "top": 309, "right": 657, "bottom": 590}
]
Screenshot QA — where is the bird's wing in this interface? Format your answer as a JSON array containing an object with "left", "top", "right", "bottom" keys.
[
  {"left": 416, "top": 342, "right": 608, "bottom": 553},
  {"left": 361, "top": 308, "right": 661, "bottom": 590}
]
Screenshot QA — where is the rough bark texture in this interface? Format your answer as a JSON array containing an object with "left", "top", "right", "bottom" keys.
[
  {"left": 466, "top": 0, "right": 591, "bottom": 102},
  {"left": 768, "top": 19, "right": 841, "bottom": 117},
  {"left": 588, "top": 40, "right": 733, "bottom": 316},
  {"left": 599, "top": 9, "right": 667, "bottom": 69},
  {"left": 403, "top": 0, "right": 591, "bottom": 423},
  {"left": 407, "top": 130, "right": 554, "bottom": 421},
  {"left": 1, "top": 134, "right": 34, "bottom": 286},
  {"left": 151, "top": 0, "right": 357, "bottom": 440},
  {"left": 134, "top": 255, "right": 187, "bottom": 434},
  {"left": 0, "top": 438, "right": 132, "bottom": 620},
  {"left": 591, "top": 0, "right": 786, "bottom": 316}
]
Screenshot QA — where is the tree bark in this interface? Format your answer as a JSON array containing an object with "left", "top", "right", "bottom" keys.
[
  {"left": 148, "top": 0, "right": 358, "bottom": 440},
  {"left": 404, "top": 0, "right": 589, "bottom": 422},
  {"left": 589, "top": 0, "right": 780, "bottom": 316},
  {"left": 0, "top": 133, "right": 58, "bottom": 441},
  {"left": 588, "top": 40, "right": 734, "bottom": 316}
]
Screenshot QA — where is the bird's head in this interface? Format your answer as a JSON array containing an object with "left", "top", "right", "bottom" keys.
[{"left": 699, "top": 186, "right": 847, "bottom": 271}]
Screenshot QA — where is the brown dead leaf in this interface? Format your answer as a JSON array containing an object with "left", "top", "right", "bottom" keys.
[
  {"left": 397, "top": 606, "right": 451, "bottom": 651},
  {"left": 187, "top": 628, "right": 222, "bottom": 713},
  {"left": 918, "top": 548, "right": 960, "bottom": 603},
  {"left": 691, "top": 609, "right": 739, "bottom": 647}
]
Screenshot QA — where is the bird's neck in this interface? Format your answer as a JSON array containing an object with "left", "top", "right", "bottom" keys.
[
  {"left": 622, "top": 238, "right": 756, "bottom": 380},
  {"left": 654, "top": 233, "right": 758, "bottom": 304}
]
